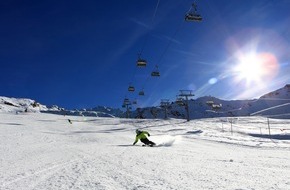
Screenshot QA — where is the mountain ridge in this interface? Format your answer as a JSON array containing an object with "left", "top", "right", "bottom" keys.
[{"left": 1, "top": 84, "right": 290, "bottom": 119}]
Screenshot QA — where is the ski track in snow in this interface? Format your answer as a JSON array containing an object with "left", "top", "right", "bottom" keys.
[{"left": 1, "top": 113, "right": 290, "bottom": 190}]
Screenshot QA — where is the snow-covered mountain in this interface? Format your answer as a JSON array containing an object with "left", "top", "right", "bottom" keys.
[
  {"left": 42, "top": 106, "right": 124, "bottom": 118},
  {"left": 132, "top": 84, "right": 290, "bottom": 119},
  {"left": 0, "top": 96, "right": 123, "bottom": 118},
  {"left": 0, "top": 96, "right": 52, "bottom": 113},
  {"left": 1, "top": 84, "right": 290, "bottom": 119}
]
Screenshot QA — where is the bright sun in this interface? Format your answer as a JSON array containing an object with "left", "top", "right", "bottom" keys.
[{"left": 233, "top": 52, "right": 279, "bottom": 85}]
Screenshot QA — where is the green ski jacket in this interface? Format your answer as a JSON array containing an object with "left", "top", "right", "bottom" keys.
[{"left": 133, "top": 131, "right": 150, "bottom": 145}]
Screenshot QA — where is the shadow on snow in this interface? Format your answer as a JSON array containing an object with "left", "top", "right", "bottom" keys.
[{"left": 248, "top": 133, "right": 290, "bottom": 140}]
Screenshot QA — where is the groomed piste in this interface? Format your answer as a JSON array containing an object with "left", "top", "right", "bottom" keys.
[{"left": 1, "top": 112, "right": 290, "bottom": 190}]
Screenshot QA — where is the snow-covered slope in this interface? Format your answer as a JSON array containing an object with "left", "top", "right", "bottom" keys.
[
  {"left": 261, "top": 84, "right": 290, "bottom": 99},
  {"left": 234, "top": 84, "right": 290, "bottom": 118},
  {"left": 1, "top": 112, "right": 290, "bottom": 189}
]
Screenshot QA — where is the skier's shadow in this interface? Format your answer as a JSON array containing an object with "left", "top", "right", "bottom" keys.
[{"left": 116, "top": 145, "right": 133, "bottom": 147}]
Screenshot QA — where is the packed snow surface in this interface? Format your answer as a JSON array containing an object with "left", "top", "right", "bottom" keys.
[{"left": 1, "top": 112, "right": 290, "bottom": 190}]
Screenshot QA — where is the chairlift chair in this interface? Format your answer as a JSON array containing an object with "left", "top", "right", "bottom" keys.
[
  {"left": 185, "top": 13, "right": 202, "bottom": 22},
  {"left": 151, "top": 71, "right": 160, "bottom": 77},
  {"left": 151, "top": 65, "right": 160, "bottom": 77},
  {"left": 137, "top": 54, "right": 147, "bottom": 67},
  {"left": 123, "top": 98, "right": 130, "bottom": 104},
  {"left": 185, "top": 3, "right": 202, "bottom": 22},
  {"left": 212, "top": 104, "right": 222, "bottom": 110},
  {"left": 137, "top": 59, "right": 147, "bottom": 67},
  {"left": 176, "top": 98, "right": 185, "bottom": 106},
  {"left": 139, "top": 90, "right": 145, "bottom": 96},
  {"left": 128, "top": 86, "right": 135, "bottom": 92},
  {"left": 206, "top": 101, "right": 214, "bottom": 106}
]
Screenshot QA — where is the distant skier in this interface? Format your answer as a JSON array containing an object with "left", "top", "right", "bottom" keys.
[{"left": 133, "top": 129, "right": 156, "bottom": 147}]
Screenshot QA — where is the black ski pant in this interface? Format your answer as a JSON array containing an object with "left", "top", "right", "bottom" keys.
[{"left": 141, "top": 138, "right": 155, "bottom": 146}]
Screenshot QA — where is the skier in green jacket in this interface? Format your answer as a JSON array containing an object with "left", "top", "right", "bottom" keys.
[{"left": 133, "top": 129, "right": 156, "bottom": 147}]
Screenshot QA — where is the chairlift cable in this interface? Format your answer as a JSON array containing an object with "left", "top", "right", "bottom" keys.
[
  {"left": 132, "top": 19, "right": 185, "bottom": 105},
  {"left": 158, "top": 21, "right": 185, "bottom": 68},
  {"left": 123, "top": 0, "right": 161, "bottom": 108},
  {"left": 127, "top": 0, "right": 194, "bottom": 109},
  {"left": 133, "top": 3, "right": 188, "bottom": 104},
  {"left": 145, "top": 1, "right": 204, "bottom": 107},
  {"left": 139, "top": 0, "right": 161, "bottom": 55},
  {"left": 144, "top": 19, "right": 186, "bottom": 86},
  {"left": 143, "top": 1, "right": 202, "bottom": 103}
]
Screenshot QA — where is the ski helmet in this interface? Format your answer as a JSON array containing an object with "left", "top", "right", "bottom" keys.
[{"left": 136, "top": 129, "right": 141, "bottom": 134}]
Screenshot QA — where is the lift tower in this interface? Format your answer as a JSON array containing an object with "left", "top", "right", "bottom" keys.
[
  {"left": 122, "top": 98, "right": 132, "bottom": 118},
  {"left": 178, "top": 90, "right": 194, "bottom": 121},
  {"left": 160, "top": 99, "right": 170, "bottom": 119}
]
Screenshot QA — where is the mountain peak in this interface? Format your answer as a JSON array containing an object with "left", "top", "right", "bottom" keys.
[{"left": 260, "top": 85, "right": 290, "bottom": 99}]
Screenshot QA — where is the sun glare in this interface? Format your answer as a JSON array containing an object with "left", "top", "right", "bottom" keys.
[
  {"left": 233, "top": 52, "right": 279, "bottom": 85},
  {"left": 235, "top": 53, "right": 263, "bottom": 82}
]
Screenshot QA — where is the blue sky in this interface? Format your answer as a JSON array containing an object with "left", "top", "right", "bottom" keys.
[{"left": 1, "top": 0, "right": 290, "bottom": 109}]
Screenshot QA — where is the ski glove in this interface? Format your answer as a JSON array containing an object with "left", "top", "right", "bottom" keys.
[{"left": 148, "top": 133, "right": 150, "bottom": 137}]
